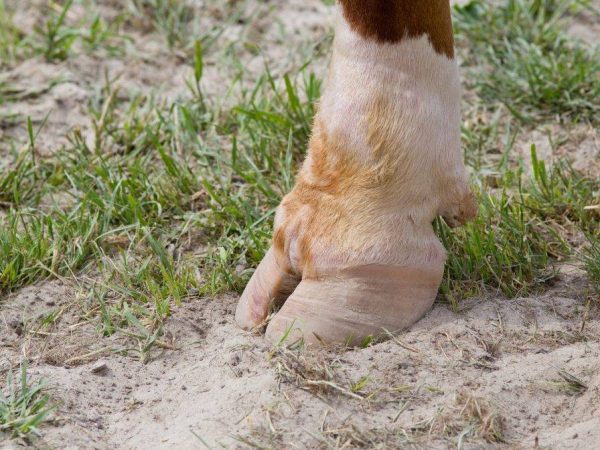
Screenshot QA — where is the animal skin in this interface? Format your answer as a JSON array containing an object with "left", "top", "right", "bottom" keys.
[{"left": 235, "top": 0, "right": 477, "bottom": 346}]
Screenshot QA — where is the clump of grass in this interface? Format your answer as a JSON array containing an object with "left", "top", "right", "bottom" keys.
[
  {"left": 0, "top": 116, "right": 63, "bottom": 207},
  {"left": 417, "top": 392, "right": 506, "bottom": 445},
  {"left": 454, "top": 0, "right": 600, "bottom": 124},
  {"left": 33, "top": 0, "right": 80, "bottom": 62},
  {"left": 437, "top": 186, "right": 560, "bottom": 301},
  {"left": 88, "top": 232, "right": 198, "bottom": 340},
  {"left": 0, "top": 362, "right": 54, "bottom": 440},
  {"left": 81, "top": 14, "right": 130, "bottom": 56},
  {"left": 0, "top": 131, "right": 199, "bottom": 296},
  {"left": 126, "top": 0, "right": 194, "bottom": 48},
  {"left": 0, "top": 151, "right": 51, "bottom": 208},
  {"left": 439, "top": 141, "right": 598, "bottom": 302},
  {"left": 1, "top": 0, "right": 140, "bottom": 65},
  {"left": 235, "top": 68, "right": 320, "bottom": 154},
  {"left": 0, "top": 207, "right": 102, "bottom": 293},
  {"left": 460, "top": 106, "right": 518, "bottom": 173},
  {"left": 526, "top": 145, "right": 599, "bottom": 232},
  {"left": 72, "top": 232, "right": 198, "bottom": 363},
  {"left": 0, "top": 0, "right": 25, "bottom": 64},
  {"left": 582, "top": 234, "right": 600, "bottom": 292},
  {"left": 0, "top": 77, "right": 209, "bottom": 294}
]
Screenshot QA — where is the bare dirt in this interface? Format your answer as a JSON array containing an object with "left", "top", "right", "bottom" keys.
[
  {"left": 2, "top": 275, "right": 599, "bottom": 449},
  {"left": 1, "top": 1, "right": 600, "bottom": 449}
]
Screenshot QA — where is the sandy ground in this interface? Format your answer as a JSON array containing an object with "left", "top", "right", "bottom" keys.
[
  {"left": 2, "top": 274, "right": 599, "bottom": 449},
  {"left": 1, "top": 1, "right": 600, "bottom": 449}
]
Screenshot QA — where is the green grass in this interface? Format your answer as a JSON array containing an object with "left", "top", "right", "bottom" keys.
[
  {"left": 583, "top": 234, "right": 600, "bottom": 293},
  {"left": 0, "top": 103, "right": 205, "bottom": 332},
  {"left": 0, "top": 362, "right": 54, "bottom": 439},
  {"left": 526, "top": 144, "right": 599, "bottom": 233},
  {"left": 80, "top": 14, "right": 131, "bottom": 56},
  {"left": 83, "top": 231, "right": 198, "bottom": 361},
  {"left": 437, "top": 191, "right": 559, "bottom": 301},
  {"left": 0, "top": 0, "right": 25, "bottom": 64},
  {"left": 126, "top": 0, "right": 194, "bottom": 49},
  {"left": 455, "top": 0, "right": 600, "bottom": 125},
  {"left": 198, "top": 69, "right": 321, "bottom": 293},
  {"left": 34, "top": 0, "right": 80, "bottom": 61},
  {"left": 0, "top": 0, "right": 208, "bottom": 64},
  {"left": 438, "top": 143, "right": 599, "bottom": 301},
  {"left": 0, "top": 207, "right": 100, "bottom": 292}
]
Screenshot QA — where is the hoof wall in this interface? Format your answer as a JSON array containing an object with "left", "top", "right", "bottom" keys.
[{"left": 264, "top": 264, "right": 443, "bottom": 347}]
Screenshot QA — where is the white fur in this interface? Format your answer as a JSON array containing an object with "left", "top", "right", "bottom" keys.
[{"left": 318, "top": 12, "right": 469, "bottom": 221}]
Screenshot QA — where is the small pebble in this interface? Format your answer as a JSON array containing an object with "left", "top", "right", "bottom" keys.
[{"left": 91, "top": 361, "right": 109, "bottom": 375}]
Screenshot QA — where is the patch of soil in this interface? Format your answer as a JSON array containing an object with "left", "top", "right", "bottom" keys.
[{"left": 2, "top": 281, "right": 599, "bottom": 449}]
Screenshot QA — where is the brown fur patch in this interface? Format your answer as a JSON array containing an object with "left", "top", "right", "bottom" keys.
[
  {"left": 338, "top": 0, "right": 455, "bottom": 58},
  {"left": 273, "top": 117, "right": 391, "bottom": 277}
]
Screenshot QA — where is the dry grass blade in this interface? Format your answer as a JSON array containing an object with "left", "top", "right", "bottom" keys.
[
  {"left": 382, "top": 328, "right": 421, "bottom": 353},
  {"left": 420, "top": 392, "right": 507, "bottom": 445},
  {"left": 271, "top": 348, "right": 364, "bottom": 401},
  {"left": 303, "top": 379, "right": 363, "bottom": 400},
  {"left": 456, "top": 393, "right": 506, "bottom": 443},
  {"left": 557, "top": 370, "right": 588, "bottom": 396}
]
